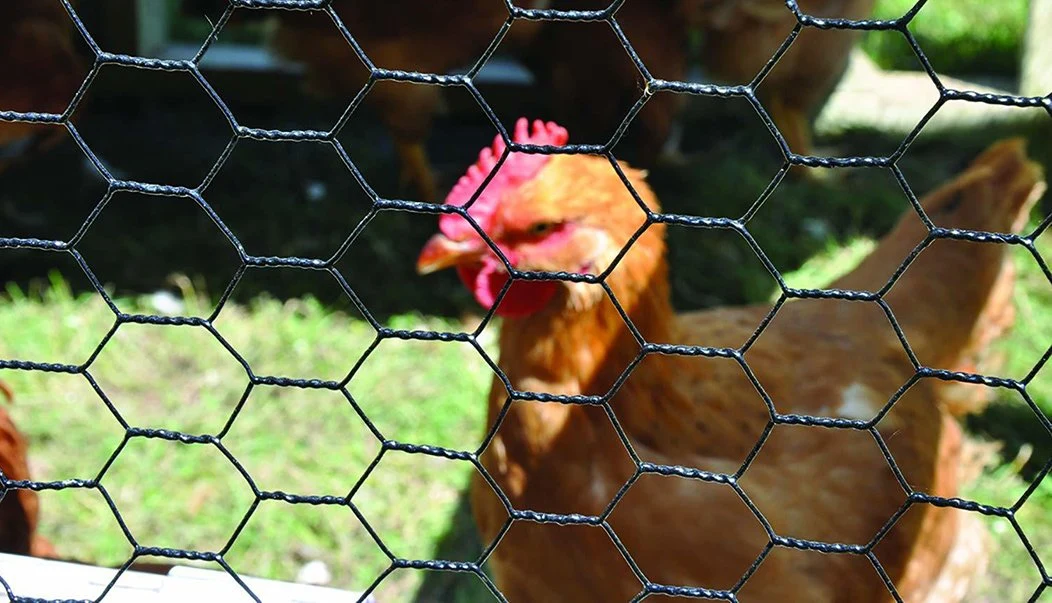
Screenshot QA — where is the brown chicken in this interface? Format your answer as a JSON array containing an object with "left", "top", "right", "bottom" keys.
[
  {"left": 261, "top": 1, "right": 548, "bottom": 201},
  {"left": 690, "top": 0, "right": 877, "bottom": 158},
  {"left": 0, "top": 0, "right": 85, "bottom": 173},
  {"left": 415, "top": 120, "right": 1044, "bottom": 601},
  {"left": 0, "top": 380, "right": 57, "bottom": 558}
]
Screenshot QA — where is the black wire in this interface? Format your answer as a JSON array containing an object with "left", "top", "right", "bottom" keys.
[{"left": 0, "top": 0, "right": 1048, "bottom": 601}]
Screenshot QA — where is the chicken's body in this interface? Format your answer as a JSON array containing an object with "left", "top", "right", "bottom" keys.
[
  {"left": 479, "top": 301, "right": 967, "bottom": 600},
  {"left": 0, "top": 381, "right": 56, "bottom": 558},
  {"left": 418, "top": 124, "right": 1043, "bottom": 601},
  {"left": 693, "top": 0, "right": 876, "bottom": 158}
]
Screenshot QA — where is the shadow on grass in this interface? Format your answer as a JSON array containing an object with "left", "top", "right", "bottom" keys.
[
  {"left": 410, "top": 492, "right": 491, "bottom": 603},
  {"left": 967, "top": 402, "right": 1052, "bottom": 482}
]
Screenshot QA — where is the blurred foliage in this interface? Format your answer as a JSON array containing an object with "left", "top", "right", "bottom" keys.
[
  {"left": 862, "top": 0, "right": 1029, "bottom": 77},
  {"left": 166, "top": 0, "right": 269, "bottom": 46}
]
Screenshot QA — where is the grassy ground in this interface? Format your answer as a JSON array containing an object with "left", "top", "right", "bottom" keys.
[
  {"left": 1, "top": 104, "right": 1050, "bottom": 603},
  {"left": 0, "top": 285, "right": 496, "bottom": 599},
  {"left": 1, "top": 225, "right": 1048, "bottom": 600}
]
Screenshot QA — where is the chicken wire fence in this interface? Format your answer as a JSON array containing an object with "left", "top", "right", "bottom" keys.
[{"left": 0, "top": 0, "right": 1050, "bottom": 601}]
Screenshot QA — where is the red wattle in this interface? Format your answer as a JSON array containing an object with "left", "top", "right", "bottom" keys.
[{"left": 456, "top": 257, "right": 557, "bottom": 319}]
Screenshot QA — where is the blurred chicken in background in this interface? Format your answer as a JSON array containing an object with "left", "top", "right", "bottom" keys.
[
  {"left": 178, "top": 1, "right": 877, "bottom": 190},
  {"left": 183, "top": 0, "right": 549, "bottom": 201},
  {"left": 184, "top": 0, "right": 706, "bottom": 197},
  {"left": 508, "top": 0, "right": 877, "bottom": 169},
  {"left": 515, "top": 0, "right": 698, "bottom": 165},
  {"left": 688, "top": 0, "right": 877, "bottom": 158},
  {"left": 267, "top": 1, "right": 528, "bottom": 201},
  {"left": 0, "top": 0, "right": 86, "bottom": 174},
  {"left": 0, "top": 380, "right": 57, "bottom": 558}
]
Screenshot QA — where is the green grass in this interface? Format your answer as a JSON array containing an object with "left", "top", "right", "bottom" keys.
[
  {"left": 764, "top": 237, "right": 878, "bottom": 302},
  {"left": 0, "top": 282, "right": 494, "bottom": 599},
  {"left": 963, "top": 459, "right": 1050, "bottom": 602},
  {"left": 2, "top": 241, "right": 1048, "bottom": 600},
  {"left": 3, "top": 93, "right": 1051, "bottom": 601},
  {"left": 862, "top": 0, "right": 1029, "bottom": 77}
]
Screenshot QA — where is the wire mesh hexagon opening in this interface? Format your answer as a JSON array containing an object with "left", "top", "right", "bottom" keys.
[{"left": 0, "top": 1, "right": 1049, "bottom": 602}]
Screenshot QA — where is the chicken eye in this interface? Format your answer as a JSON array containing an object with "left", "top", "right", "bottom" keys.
[{"left": 528, "top": 222, "right": 555, "bottom": 236}]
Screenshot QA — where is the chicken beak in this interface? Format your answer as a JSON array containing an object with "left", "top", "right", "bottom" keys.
[{"left": 416, "top": 233, "right": 488, "bottom": 275}]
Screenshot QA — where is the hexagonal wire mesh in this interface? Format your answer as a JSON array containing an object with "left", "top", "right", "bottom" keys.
[{"left": 0, "top": 0, "right": 1050, "bottom": 601}]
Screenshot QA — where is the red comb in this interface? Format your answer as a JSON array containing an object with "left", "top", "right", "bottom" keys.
[{"left": 439, "top": 118, "right": 569, "bottom": 241}]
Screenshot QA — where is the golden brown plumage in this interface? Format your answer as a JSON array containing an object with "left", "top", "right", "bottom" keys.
[
  {"left": 417, "top": 129, "right": 1044, "bottom": 601},
  {"left": 690, "top": 0, "right": 877, "bottom": 158},
  {"left": 0, "top": 380, "right": 57, "bottom": 559}
]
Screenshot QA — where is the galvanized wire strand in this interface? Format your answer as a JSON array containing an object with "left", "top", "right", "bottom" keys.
[{"left": 0, "top": 1, "right": 1048, "bottom": 601}]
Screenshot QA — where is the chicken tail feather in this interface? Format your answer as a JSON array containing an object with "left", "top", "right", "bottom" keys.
[{"left": 835, "top": 139, "right": 1046, "bottom": 415}]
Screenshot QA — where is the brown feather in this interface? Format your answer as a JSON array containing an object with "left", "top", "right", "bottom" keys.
[{"left": 0, "top": 380, "right": 56, "bottom": 558}]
